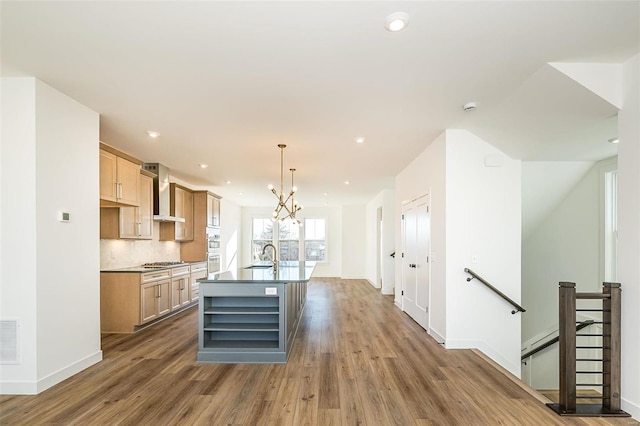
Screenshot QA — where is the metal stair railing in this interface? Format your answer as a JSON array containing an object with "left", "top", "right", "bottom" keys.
[
  {"left": 547, "top": 282, "right": 629, "bottom": 418},
  {"left": 464, "top": 268, "right": 525, "bottom": 314}
]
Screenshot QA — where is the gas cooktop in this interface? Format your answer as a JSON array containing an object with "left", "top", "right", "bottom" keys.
[{"left": 141, "top": 261, "right": 187, "bottom": 268}]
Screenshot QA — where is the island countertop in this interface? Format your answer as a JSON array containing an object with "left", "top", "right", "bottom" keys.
[{"left": 200, "top": 261, "right": 316, "bottom": 283}]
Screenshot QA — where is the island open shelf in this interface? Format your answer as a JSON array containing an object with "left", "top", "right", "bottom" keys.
[{"left": 197, "top": 261, "right": 314, "bottom": 363}]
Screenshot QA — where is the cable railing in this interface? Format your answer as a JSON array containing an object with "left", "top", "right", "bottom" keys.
[{"left": 464, "top": 268, "right": 525, "bottom": 314}]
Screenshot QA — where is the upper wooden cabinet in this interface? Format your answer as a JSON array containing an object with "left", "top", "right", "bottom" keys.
[
  {"left": 181, "top": 191, "right": 221, "bottom": 262},
  {"left": 160, "top": 184, "right": 194, "bottom": 241},
  {"left": 100, "top": 144, "right": 141, "bottom": 207},
  {"left": 119, "top": 172, "right": 154, "bottom": 239},
  {"left": 207, "top": 193, "right": 221, "bottom": 227},
  {"left": 100, "top": 170, "right": 154, "bottom": 240}
]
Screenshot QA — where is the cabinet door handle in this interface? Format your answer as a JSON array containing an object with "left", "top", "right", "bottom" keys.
[{"left": 114, "top": 182, "right": 119, "bottom": 199}]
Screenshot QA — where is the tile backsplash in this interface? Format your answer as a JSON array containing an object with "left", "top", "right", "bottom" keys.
[{"left": 100, "top": 222, "right": 180, "bottom": 269}]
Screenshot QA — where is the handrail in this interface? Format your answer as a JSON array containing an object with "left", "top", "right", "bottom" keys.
[
  {"left": 464, "top": 268, "right": 526, "bottom": 314},
  {"left": 521, "top": 320, "right": 595, "bottom": 361}
]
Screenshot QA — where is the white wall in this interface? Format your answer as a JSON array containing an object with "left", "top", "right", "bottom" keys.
[
  {"left": 241, "top": 206, "right": 343, "bottom": 277},
  {"left": 616, "top": 53, "right": 640, "bottom": 418},
  {"left": 341, "top": 205, "right": 366, "bottom": 279},
  {"left": 444, "top": 129, "right": 522, "bottom": 377},
  {"left": 395, "top": 132, "right": 447, "bottom": 341},
  {"left": 522, "top": 158, "right": 616, "bottom": 343},
  {"left": 1, "top": 78, "right": 38, "bottom": 391},
  {"left": 0, "top": 78, "right": 102, "bottom": 394},
  {"left": 394, "top": 130, "right": 521, "bottom": 376},
  {"left": 521, "top": 161, "right": 594, "bottom": 239},
  {"left": 365, "top": 189, "right": 395, "bottom": 294}
]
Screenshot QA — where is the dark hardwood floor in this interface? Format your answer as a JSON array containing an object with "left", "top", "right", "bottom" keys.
[{"left": 1, "top": 278, "right": 637, "bottom": 425}]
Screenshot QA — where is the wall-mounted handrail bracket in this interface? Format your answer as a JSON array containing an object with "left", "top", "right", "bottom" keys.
[{"left": 464, "top": 268, "right": 525, "bottom": 314}]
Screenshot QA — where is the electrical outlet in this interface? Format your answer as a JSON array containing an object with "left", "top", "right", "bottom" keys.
[{"left": 472, "top": 255, "right": 478, "bottom": 264}]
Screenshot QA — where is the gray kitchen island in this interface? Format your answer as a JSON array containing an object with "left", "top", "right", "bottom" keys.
[{"left": 197, "top": 261, "right": 315, "bottom": 363}]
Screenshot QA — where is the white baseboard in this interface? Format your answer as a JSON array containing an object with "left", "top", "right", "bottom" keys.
[
  {"left": 446, "top": 339, "right": 520, "bottom": 378},
  {"left": 0, "top": 381, "right": 38, "bottom": 395},
  {"left": 622, "top": 396, "right": 640, "bottom": 419},
  {"left": 365, "top": 278, "right": 381, "bottom": 289},
  {"left": 428, "top": 328, "right": 445, "bottom": 344},
  {"left": 340, "top": 275, "right": 365, "bottom": 280},
  {"left": 0, "top": 350, "right": 102, "bottom": 395},
  {"left": 394, "top": 299, "right": 402, "bottom": 309}
]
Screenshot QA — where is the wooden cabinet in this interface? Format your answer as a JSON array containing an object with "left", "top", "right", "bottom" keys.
[
  {"left": 120, "top": 171, "right": 153, "bottom": 239},
  {"left": 160, "top": 184, "right": 194, "bottom": 242},
  {"left": 99, "top": 146, "right": 141, "bottom": 207},
  {"left": 141, "top": 279, "right": 171, "bottom": 323},
  {"left": 101, "top": 266, "right": 198, "bottom": 333},
  {"left": 100, "top": 170, "right": 154, "bottom": 240},
  {"left": 140, "top": 270, "right": 171, "bottom": 324},
  {"left": 170, "top": 266, "right": 191, "bottom": 311},
  {"left": 181, "top": 191, "right": 221, "bottom": 262},
  {"left": 190, "top": 262, "right": 208, "bottom": 303},
  {"left": 207, "top": 193, "right": 221, "bottom": 227}
]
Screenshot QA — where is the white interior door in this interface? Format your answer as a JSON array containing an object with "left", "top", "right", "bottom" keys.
[{"left": 402, "top": 195, "right": 430, "bottom": 330}]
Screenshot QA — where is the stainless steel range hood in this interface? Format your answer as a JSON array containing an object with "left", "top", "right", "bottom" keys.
[{"left": 142, "top": 163, "right": 185, "bottom": 223}]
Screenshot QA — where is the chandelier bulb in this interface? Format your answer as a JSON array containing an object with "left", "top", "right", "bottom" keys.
[
  {"left": 292, "top": 186, "right": 297, "bottom": 193},
  {"left": 268, "top": 184, "right": 274, "bottom": 190}
]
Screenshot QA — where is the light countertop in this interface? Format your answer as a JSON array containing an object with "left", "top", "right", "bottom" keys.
[
  {"left": 101, "top": 261, "right": 205, "bottom": 273},
  {"left": 200, "top": 261, "right": 316, "bottom": 284}
]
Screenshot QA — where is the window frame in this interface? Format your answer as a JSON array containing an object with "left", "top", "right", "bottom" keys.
[
  {"left": 303, "top": 217, "right": 327, "bottom": 263},
  {"left": 251, "top": 217, "right": 275, "bottom": 262}
]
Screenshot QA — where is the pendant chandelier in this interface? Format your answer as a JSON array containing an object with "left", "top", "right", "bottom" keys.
[{"left": 268, "top": 144, "right": 303, "bottom": 225}]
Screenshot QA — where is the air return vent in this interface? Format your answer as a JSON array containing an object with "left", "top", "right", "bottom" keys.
[{"left": 0, "top": 320, "right": 20, "bottom": 364}]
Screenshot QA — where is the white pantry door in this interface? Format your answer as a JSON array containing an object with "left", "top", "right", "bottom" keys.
[{"left": 402, "top": 195, "right": 430, "bottom": 330}]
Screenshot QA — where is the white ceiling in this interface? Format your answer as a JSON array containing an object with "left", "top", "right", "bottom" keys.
[{"left": 2, "top": 1, "right": 638, "bottom": 207}]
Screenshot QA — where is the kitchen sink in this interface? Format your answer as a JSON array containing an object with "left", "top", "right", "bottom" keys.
[{"left": 244, "top": 264, "right": 273, "bottom": 269}]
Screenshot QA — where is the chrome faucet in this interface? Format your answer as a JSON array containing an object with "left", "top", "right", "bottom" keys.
[{"left": 262, "top": 243, "right": 278, "bottom": 272}]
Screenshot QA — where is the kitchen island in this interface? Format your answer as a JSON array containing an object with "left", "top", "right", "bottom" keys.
[{"left": 197, "top": 261, "right": 315, "bottom": 363}]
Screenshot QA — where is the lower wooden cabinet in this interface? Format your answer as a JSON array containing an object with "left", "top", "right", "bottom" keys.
[
  {"left": 170, "top": 266, "right": 191, "bottom": 311},
  {"left": 101, "top": 265, "right": 198, "bottom": 333},
  {"left": 141, "top": 279, "right": 171, "bottom": 323}
]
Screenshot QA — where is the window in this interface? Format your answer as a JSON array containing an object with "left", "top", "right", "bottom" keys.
[
  {"left": 251, "top": 216, "right": 327, "bottom": 263},
  {"left": 279, "top": 220, "right": 300, "bottom": 261},
  {"left": 252, "top": 218, "right": 274, "bottom": 262},
  {"left": 304, "top": 218, "right": 326, "bottom": 262}
]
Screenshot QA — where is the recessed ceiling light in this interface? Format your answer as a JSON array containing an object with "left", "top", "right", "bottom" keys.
[
  {"left": 384, "top": 12, "right": 409, "bottom": 32},
  {"left": 225, "top": 180, "right": 232, "bottom": 184},
  {"left": 355, "top": 136, "right": 366, "bottom": 144},
  {"left": 344, "top": 180, "right": 350, "bottom": 185},
  {"left": 146, "top": 130, "right": 160, "bottom": 138},
  {"left": 239, "top": 192, "right": 243, "bottom": 196},
  {"left": 323, "top": 202, "right": 328, "bottom": 206},
  {"left": 199, "top": 163, "right": 208, "bottom": 169},
  {"left": 608, "top": 137, "right": 619, "bottom": 144},
  {"left": 323, "top": 192, "right": 328, "bottom": 196}
]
